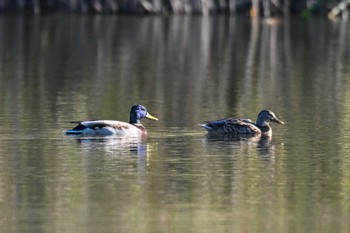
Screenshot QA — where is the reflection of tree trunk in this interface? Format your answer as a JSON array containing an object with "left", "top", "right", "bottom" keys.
[
  {"left": 262, "top": 0, "right": 271, "bottom": 17},
  {"left": 228, "top": 0, "right": 237, "bottom": 14},
  {"left": 33, "top": 0, "right": 40, "bottom": 13},
  {"left": 334, "top": 19, "right": 347, "bottom": 104},
  {"left": 283, "top": 18, "right": 293, "bottom": 106},
  {"left": 201, "top": 0, "right": 209, "bottom": 15},
  {"left": 269, "top": 22, "right": 278, "bottom": 96},
  {"left": 284, "top": 0, "right": 290, "bottom": 16},
  {"left": 243, "top": 19, "right": 259, "bottom": 105},
  {"left": 258, "top": 22, "right": 268, "bottom": 95}
]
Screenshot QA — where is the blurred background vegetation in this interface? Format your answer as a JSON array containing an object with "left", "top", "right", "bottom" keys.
[{"left": 0, "top": 0, "right": 349, "bottom": 18}]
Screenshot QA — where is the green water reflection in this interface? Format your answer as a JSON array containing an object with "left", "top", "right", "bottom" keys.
[{"left": 0, "top": 15, "right": 350, "bottom": 232}]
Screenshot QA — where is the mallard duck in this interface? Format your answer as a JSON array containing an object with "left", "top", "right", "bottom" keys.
[
  {"left": 200, "top": 110, "right": 284, "bottom": 137},
  {"left": 65, "top": 105, "right": 158, "bottom": 136}
]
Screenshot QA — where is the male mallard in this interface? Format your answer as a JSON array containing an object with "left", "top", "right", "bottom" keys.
[
  {"left": 65, "top": 105, "right": 158, "bottom": 136},
  {"left": 200, "top": 110, "right": 284, "bottom": 137}
]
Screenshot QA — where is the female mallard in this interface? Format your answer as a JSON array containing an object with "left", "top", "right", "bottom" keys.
[
  {"left": 65, "top": 105, "right": 158, "bottom": 136},
  {"left": 200, "top": 110, "right": 284, "bottom": 137}
]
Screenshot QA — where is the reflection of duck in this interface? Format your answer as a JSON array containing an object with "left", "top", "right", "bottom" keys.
[
  {"left": 200, "top": 110, "right": 284, "bottom": 137},
  {"left": 76, "top": 137, "right": 148, "bottom": 156},
  {"left": 65, "top": 105, "right": 158, "bottom": 136},
  {"left": 204, "top": 133, "right": 273, "bottom": 150}
]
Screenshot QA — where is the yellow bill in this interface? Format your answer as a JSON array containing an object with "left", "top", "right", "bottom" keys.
[{"left": 146, "top": 112, "right": 159, "bottom": 121}]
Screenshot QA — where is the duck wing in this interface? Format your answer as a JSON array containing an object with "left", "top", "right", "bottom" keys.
[
  {"left": 201, "top": 118, "right": 261, "bottom": 135},
  {"left": 80, "top": 120, "right": 136, "bottom": 130},
  {"left": 66, "top": 120, "right": 139, "bottom": 136}
]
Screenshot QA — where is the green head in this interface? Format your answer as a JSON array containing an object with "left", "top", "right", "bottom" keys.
[{"left": 129, "top": 105, "right": 158, "bottom": 124}]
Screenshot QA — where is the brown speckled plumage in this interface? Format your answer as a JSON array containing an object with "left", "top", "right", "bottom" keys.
[{"left": 201, "top": 110, "right": 284, "bottom": 137}]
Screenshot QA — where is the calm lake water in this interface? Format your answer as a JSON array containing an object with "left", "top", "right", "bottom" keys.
[{"left": 0, "top": 14, "right": 350, "bottom": 233}]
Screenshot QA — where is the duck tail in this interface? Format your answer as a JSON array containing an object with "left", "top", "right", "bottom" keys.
[
  {"left": 65, "top": 122, "right": 86, "bottom": 134},
  {"left": 65, "top": 129, "right": 83, "bottom": 134},
  {"left": 199, "top": 123, "right": 212, "bottom": 131}
]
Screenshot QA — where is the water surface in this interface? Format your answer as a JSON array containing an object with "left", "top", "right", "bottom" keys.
[{"left": 0, "top": 15, "right": 350, "bottom": 233}]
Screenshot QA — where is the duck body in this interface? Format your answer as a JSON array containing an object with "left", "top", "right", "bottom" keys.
[
  {"left": 65, "top": 120, "right": 146, "bottom": 136},
  {"left": 65, "top": 105, "right": 158, "bottom": 137},
  {"left": 201, "top": 110, "right": 284, "bottom": 137}
]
